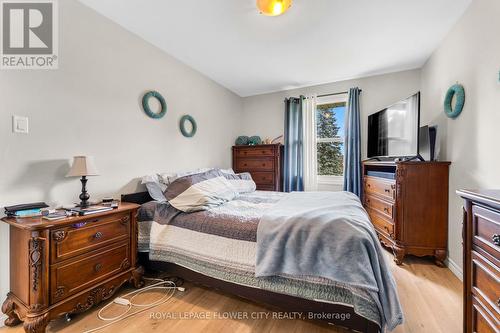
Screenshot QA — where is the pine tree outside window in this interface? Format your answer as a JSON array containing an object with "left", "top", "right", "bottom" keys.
[{"left": 316, "top": 94, "right": 347, "bottom": 185}]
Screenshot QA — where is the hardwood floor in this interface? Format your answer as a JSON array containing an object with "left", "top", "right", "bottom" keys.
[{"left": 0, "top": 250, "right": 462, "bottom": 333}]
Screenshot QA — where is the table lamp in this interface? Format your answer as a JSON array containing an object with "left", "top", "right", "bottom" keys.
[{"left": 66, "top": 156, "right": 99, "bottom": 207}]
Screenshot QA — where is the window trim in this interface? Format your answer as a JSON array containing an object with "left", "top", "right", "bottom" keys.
[{"left": 316, "top": 93, "right": 348, "bottom": 184}]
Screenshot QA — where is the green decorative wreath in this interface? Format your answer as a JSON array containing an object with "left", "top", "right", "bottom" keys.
[
  {"left": 142, "top": 91, "right": 167, "bottom": 119},
  {"left": 444, "top": 84, "right": 465, "bottom": 119},
  {"left": 180, "top": 115, "right": 197, "bottom": 137}
]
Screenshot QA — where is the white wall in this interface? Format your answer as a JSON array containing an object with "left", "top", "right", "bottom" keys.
[
  {"left": 0, "top": 0, "right": 242, "bottom": 305},
  {"left": 420, "top": 0, "right": 500, "bottom": 275}
]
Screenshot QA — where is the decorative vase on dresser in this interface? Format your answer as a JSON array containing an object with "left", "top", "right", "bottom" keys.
[
  {"left": 1, "top": 202, "right": 144, "bottom": 333},
  {"left": 232, "top": 144, "right": 283, "bottom": 191},
  {"left": 458, "top": 189, "right": 500, "bottom": 333},
  {"left": 362, "top": 160, "right": 451, "bottom": 266}
]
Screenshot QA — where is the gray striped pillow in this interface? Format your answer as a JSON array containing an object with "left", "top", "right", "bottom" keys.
[{"left": 164, "top": 169, "right": 237, "bottom": 212}]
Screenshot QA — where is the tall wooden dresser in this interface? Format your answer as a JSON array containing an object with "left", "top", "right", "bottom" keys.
[
  {"left": 362, "top": 160, "right": 451, "bottom": 266},
  {"left": 232, "top": 144, "right": 283, "bottom": 191},
  {"left": 458, "top": 189, "right": 500, "bottom": 333},
  {"left": 1, "top": 203, "right": 144, "bottom": 333}
]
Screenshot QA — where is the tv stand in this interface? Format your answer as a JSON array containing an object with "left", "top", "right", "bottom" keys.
[{"left": 362, "top": 160, "right": 451, "bottom": 266}]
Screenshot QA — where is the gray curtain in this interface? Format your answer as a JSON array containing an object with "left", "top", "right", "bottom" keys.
[
  {"left": 283, "top": 97, "right": 304, "bottom": 192},
  {"left": 343, "top": 88, "right": 362, "bottom": 196}
]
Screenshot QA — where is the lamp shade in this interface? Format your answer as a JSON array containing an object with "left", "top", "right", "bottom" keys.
[{"left": 66, "top": 156, "right": 99, "bottom": 177}]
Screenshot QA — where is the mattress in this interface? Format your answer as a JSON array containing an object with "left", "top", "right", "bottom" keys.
[{"left": 137, "top": 191, "right": 381, "bottom": 326}]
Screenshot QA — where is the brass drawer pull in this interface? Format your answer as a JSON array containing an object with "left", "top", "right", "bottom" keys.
[
  {"left": 384, "top": 188, "right": 391, "bottom": 193},
  {"left": 497, "top": 298, "right": 500, "bottom": 308},
  {"left": 94, "top": 232, "right": 103, "bottom": 239},
  {"left": 383, "top": 207, "right": 390, "bottom": 213},
  {"left": 94, "top": 263, "right": 103, "bottom": 272},
  {"left": 492, "top": 234, "right": 500, "bottom": 246}
]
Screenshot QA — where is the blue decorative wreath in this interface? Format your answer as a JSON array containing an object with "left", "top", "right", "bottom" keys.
[
  {"left": 142, "top": 91, "right": 167, "bottom": 119},
  {"left": 444, "top": 84, "right": 465, "bottom": 119},
  {"left": 180, "top": 115, "right": 197, "bottom": 137}
]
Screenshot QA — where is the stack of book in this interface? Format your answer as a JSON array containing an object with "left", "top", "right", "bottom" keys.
[{"left": 4, "top": 202, "right": 49, "bottom": 218}]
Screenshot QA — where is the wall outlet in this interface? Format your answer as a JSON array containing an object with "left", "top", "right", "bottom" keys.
[{"left": 12, "top": 115, "right": 29, "bottom": 134}]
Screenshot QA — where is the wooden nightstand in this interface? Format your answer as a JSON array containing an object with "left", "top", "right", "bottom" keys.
[{"left": 1, "top": 202, "right": 144, "bottom": 333}]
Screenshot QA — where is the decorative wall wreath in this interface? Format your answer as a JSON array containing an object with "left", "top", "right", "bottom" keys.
[
  {"left": 142, "top": 91, "right": 167, "bottom": 119},
  {"left": 444, "top": 84, "right": 465, "bottom": 119},
  {"left": 180, "top": 115, "right": 197, "bottom": 137}
]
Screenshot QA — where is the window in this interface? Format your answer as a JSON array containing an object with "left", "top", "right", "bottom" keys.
[{"left": 316, "top": 95, "right": 347, "bottom": 184}]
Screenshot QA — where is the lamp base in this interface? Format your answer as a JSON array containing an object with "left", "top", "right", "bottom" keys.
[{"left": 79, "top": 176, "right": 91, "bottom": 208}]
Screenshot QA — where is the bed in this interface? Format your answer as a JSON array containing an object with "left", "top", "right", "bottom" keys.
[{"left": 122, "top": 189, "right": 402, "bottom": 333}]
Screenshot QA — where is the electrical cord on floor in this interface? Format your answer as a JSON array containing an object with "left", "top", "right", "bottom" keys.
[{"left": 82, "top": 277, "right": 185, "bottom": 333}]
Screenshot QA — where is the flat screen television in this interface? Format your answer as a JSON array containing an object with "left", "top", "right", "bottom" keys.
[{"left": 367, "top": 92, "right": 420, "bottom": 159}]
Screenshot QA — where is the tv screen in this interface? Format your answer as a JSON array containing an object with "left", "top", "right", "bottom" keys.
[{"left": 367, "top": 92, "right": 420, "bottom": 158}]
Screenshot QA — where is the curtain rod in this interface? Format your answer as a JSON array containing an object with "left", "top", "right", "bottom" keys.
[{"left": 317, "top": 89, "right": 362, "bottom": 98}]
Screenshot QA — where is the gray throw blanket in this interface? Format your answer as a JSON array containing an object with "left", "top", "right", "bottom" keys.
[{"left": 256, "top": 191, "right": 403, "bottom": 331}]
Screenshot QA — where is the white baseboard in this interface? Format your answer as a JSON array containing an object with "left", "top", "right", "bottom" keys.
[{"left": 446, "top": 257, "right": 463, "bottom": 281}]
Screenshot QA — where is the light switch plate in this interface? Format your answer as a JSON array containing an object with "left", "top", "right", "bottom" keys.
[{"left": 13, "top": 115, "right": 29, "bottom": 134}]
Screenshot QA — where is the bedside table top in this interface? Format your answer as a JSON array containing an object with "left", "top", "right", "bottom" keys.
[{"left": 1, "top": 202, "right": 140, "bottom": 231}]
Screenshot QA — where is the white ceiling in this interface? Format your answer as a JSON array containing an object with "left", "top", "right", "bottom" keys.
[{"left": 79, "top": 0, "right": 471, "bottom": 97}]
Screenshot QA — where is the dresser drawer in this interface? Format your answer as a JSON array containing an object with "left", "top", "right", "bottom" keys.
[
  {"left": 51, "top": 212, "right": 130, "bottom": 263},
  {"left": 50, "top": 241, "right": 130, "bottom": 304},
  {"left": 256, "top": 184, "right": 276, "bottom": 191},
  {"left": 235, "top": 147, "right": 275, "bottom": 157},
  {"left": 367, "top": 207, "right": 394, "bottom": 237},
  {"left": 365, "top": 194, "right": 394, "bottom": 220},
  {"left": 473, "top": 205, "right": 500, "bottom": 261},
  {"left": 472, "top": 251, "right": 500, "bottom": 321},
  {"left": 251, "top": 172, "right": 275, "bottom": 185},
  {"left": 364, "top": 176, "right": 395, "bottom": 201},
  {"left": 236, "top": 159, "right": 273, "bottom": 171},
  {"left": 472, "top": 296, "right": 498, "bottom": 333}
]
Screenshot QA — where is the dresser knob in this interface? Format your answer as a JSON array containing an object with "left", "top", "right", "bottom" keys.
[
  {"left": 367, "top": 184, "right": 371, "bottom": 188},
  {"left": 492, "top": 234, "right": 500, "bottom": 246},
  {"left": 384, "top": 207, "right": 390, "bottom": 213},
  {"left": 384, "top": 189, "right": 390, "bottom": 193},
  {"left": 94, "top": 232, "right": 103, "bottom": 239},
  {"left": 94, "top": 263, "right": 103, "bottom": 272}
]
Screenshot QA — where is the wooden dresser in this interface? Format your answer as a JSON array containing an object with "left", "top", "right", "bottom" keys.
[
  {"left": 1, "top": 203, "right": 144, "bottom": 333},
  {"left": 232, "top": 144, "right": 283, "bottom": 191},
  {"left": 362, "top": 160, "right": 451, "bottom": 266},
  {"left": 458, "top": 189, "right": 500, "bottom": 333}
]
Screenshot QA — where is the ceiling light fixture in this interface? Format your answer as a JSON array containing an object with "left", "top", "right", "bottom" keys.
[{"left": 257, "top": 0, "right": 292, "bottom": 16}]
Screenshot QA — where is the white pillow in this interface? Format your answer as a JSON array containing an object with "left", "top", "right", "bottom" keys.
[
  {"left": 141, "top": 174, "right": 167, "bottom": 202},
  {"left": 159, "top": 168, "right": 214, "bottom": 186}
]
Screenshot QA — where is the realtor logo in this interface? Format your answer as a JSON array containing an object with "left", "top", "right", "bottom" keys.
[{"left": 1, "top": 0, "right": 58, "bottom": 69}]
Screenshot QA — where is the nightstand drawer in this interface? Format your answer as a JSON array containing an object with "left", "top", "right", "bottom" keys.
[
  {"left": 50, "top": 241, "right": 131, "bottom": 304},
  {"left": 51, "top": 212, "right": 130, "bottom": 263}
]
